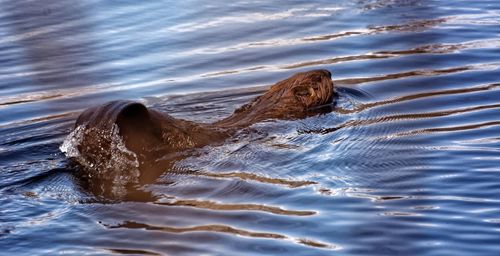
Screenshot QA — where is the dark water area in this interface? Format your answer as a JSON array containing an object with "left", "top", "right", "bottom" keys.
[{"left": 1, "top": 0, "right": 500, "bottom": 255}]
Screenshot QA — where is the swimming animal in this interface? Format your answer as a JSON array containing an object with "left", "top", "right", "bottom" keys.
[{"left": 64, "top": 69, "right": 334, "bottom": 194}]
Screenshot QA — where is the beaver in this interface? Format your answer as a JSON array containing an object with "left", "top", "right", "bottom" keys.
[{"left": 64, "top": 69, "right": 334, "bottom": 194}]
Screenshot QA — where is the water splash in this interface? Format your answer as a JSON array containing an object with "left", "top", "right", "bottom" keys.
[{"left": 60, "top": 124, "right": 140, "bottom": 196}]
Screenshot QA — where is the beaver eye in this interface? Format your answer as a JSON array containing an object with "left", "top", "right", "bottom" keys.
[{"left": 293, "top": 86, "right": 311, "bottom": 97}]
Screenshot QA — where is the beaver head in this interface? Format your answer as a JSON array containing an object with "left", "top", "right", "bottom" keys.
[{"left": 218, "top": 69, "right": 334, "bottom": 127}]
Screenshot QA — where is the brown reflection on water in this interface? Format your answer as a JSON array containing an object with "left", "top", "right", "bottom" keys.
[
  {"left": 284, "top": 39, "right": 500, "bottom": 69},
  {"left": 106, "top": 248, "right": 160, "bottom": 256},
  {"left": 358, "top": 0, "right": 424, "bottom": 10},
  {"left": 348, "top": 82, "right": 500, "bottom": 113},
  {"left": 304, "top": 18, "right": 446, "bottom": 42},
  {"left": 314, "top": 103, "right": 500, "bottom": 135},
  {"left": 0, "top": 111, "right": 76, "bottom": 130},
  {"left": 0, "top": 84, "right": 113, "bottom": 108},
  {"left": 368, "top": 18, "right": 447, "bottom": 33},
  {"left": 397, "top": 120, "right": 500, "bottom": 137},
  {"left": 110, "top": 220, "right": 288, "bottom": 237},
  {"left": 103, "top": 221, "right": 339, "bottom": 250},
  {"left": 302, "top": 31, "right": 364, "bottom": 42},
  {"left": 156, "top": 198, "right": 316, "bottom": 216},
  {"left": 194, "top": 17, "right": 447, "bottom": 58},
  {"left": 188, "top": 170, "right": 317, "bottom": 188},
  {"left": 302, "top": 83, "right": 500, "bottom": 135},
  {"left": 336, "top": 65, "right": 472, "bottom": 85}
]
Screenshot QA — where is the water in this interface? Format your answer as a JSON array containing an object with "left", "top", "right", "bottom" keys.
[{"left": 1, "top": 0, "right": 500, "bottom": 255}]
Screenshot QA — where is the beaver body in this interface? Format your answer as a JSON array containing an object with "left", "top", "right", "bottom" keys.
[{"left": 64, "top": 69, "right": 334, "bottom": 193}]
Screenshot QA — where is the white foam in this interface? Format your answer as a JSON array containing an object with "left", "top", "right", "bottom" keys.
[{"left": 60, "top": 124, "right": 140, "bottom": 196}]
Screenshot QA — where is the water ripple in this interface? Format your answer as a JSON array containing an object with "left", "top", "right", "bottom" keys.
[{"left": 1, "top": 0, "right": 500, "bottom": 255}]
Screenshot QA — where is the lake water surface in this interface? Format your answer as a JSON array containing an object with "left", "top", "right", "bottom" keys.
[{"left": 1, "top": 0, "right": 500, "bottom": 255}]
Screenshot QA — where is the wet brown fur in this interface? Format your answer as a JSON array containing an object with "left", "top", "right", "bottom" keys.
[{"left": 71, "top": 70, "right": 334, "bottom": 186}]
